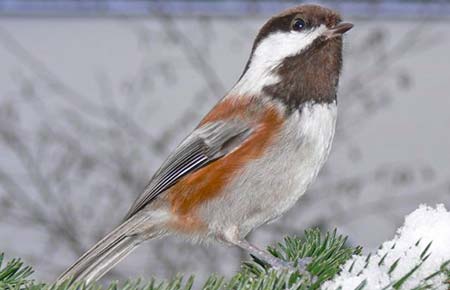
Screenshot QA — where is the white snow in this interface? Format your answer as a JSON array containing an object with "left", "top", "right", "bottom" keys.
[{"left": 323, "top": 204, "right": 450, "bottom": 290}]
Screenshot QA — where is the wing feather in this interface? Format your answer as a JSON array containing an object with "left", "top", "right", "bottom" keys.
[{"left": 124, "top": 120, "right": 253, "bottom": 219}]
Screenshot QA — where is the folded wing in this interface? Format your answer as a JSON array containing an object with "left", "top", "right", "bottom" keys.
[{"left": 124, "top": 120, "right": 253, "bottom": 220}]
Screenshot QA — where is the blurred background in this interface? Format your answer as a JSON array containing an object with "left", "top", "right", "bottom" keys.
[{"left": 0, "top": 0, "right": 449, "bottom": 285}]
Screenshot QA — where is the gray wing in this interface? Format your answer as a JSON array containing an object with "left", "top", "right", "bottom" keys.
[{"left": 124, "top": 120, "right": 253, "bottom": 220}]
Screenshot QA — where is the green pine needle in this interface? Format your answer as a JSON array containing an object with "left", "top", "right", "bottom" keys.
[
  {"left": 0, "top": 253, "right": 35, "bottom": 289},
  {"left": 1, "top": 229, "right": 449, "bottom": 290}
]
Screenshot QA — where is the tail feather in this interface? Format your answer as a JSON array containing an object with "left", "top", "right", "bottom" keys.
[
  {"left": 75, "top": 235, "right": 140, "bottom": 283},
  {"left": 57, "top": 215, "right": 160, "bottom": 285}
]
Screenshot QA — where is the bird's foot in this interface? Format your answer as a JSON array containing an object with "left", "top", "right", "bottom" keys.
[
  {"left": 269, "top": 258, "right": 297, "bottom": 272},
  {"left": 269, "top": 257, "right": 316, "bottom": 282},
  {"left": 295, "top": 257, "right": 313, "bottom": 271},
  {"left": 269, "top": 257, "right": 311, "bottom": 271}
]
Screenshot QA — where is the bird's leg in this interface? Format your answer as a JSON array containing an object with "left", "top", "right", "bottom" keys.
[
  {"left": 220, "top": 227, "right": 310, "bottom": 273},
  {"left": 233, "top": 238, "right": 295, "bottom": 270}
]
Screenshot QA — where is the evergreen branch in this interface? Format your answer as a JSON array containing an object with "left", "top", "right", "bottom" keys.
[
  {"left": 0, "top": 253, "right": 35, "bottom": 289},
  {"left": 1, "top": 228, "right": 449, "bottom": 290},
  {"left": 1, "top": 229, "right": 358, "bottom": 290}
]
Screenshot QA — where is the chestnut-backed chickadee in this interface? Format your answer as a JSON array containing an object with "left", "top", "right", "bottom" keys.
[{"left": 57, "top": 4, "right": 353, "bottom": 284}]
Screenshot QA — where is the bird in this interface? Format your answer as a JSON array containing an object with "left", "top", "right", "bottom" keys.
[{"left": 57, "top": 4, "right": 353, "bottom": 285}]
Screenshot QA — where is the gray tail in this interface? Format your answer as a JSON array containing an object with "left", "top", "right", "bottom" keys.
[{"left": 56, "top": 215, "right": 161, "bottom": 285}]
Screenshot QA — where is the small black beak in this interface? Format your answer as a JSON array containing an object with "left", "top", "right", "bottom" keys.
[{"left": 325, "top": 22, "right": 354, "bottom": 39}]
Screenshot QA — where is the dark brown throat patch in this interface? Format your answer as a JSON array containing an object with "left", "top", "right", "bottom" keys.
[{"left": 263, "top": 36, "right": 343, "bottom": 111}]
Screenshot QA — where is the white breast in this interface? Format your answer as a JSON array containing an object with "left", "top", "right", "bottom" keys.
[
  {"left": 274, "top": 102, "right": 337, "bottom": 214},
  {"left": 201, "top": 101, "right": 337, "bottom": 238}
]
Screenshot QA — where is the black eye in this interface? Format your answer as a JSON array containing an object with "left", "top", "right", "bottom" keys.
[{"left": 291, "top": 18, "right": 306, "bottom": 31}]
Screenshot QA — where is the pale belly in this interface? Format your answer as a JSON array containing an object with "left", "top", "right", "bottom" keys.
[{"left": 199, "top": 102, "right": 337, "bottom": 238}]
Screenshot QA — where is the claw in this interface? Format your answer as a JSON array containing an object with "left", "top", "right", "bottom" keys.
[
  {"left": 270, "top": 257, "right": 316, "bottom": 283},
  {"left": 295, "top": 257, "right": 312, "bottom": 271},
  {"left": 271, "top": 259, "right": 297, "bottom": 272},
  {"left": 295, "top": 257, "right": 317, "bottom": 283}
]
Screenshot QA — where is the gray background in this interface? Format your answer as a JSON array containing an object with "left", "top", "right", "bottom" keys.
[{"left": 0, "top": 0, "right": 449, "bottom": 285}]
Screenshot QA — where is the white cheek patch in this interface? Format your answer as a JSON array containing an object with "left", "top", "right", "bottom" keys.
[
  {"left": 229, "top": 25, "right": 327, "bottom": 97},
  {"left": 254, "top": 25, "right": 327, "bottom": 67}
]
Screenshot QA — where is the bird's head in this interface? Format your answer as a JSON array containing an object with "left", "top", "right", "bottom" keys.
[{"left": 234, "top": 4, "right": 353, "bottom": 107}]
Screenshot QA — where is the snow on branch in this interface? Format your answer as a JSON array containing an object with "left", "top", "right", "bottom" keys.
[{"left": 323, "top": 204, "right": 450, "bottom": 290}]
